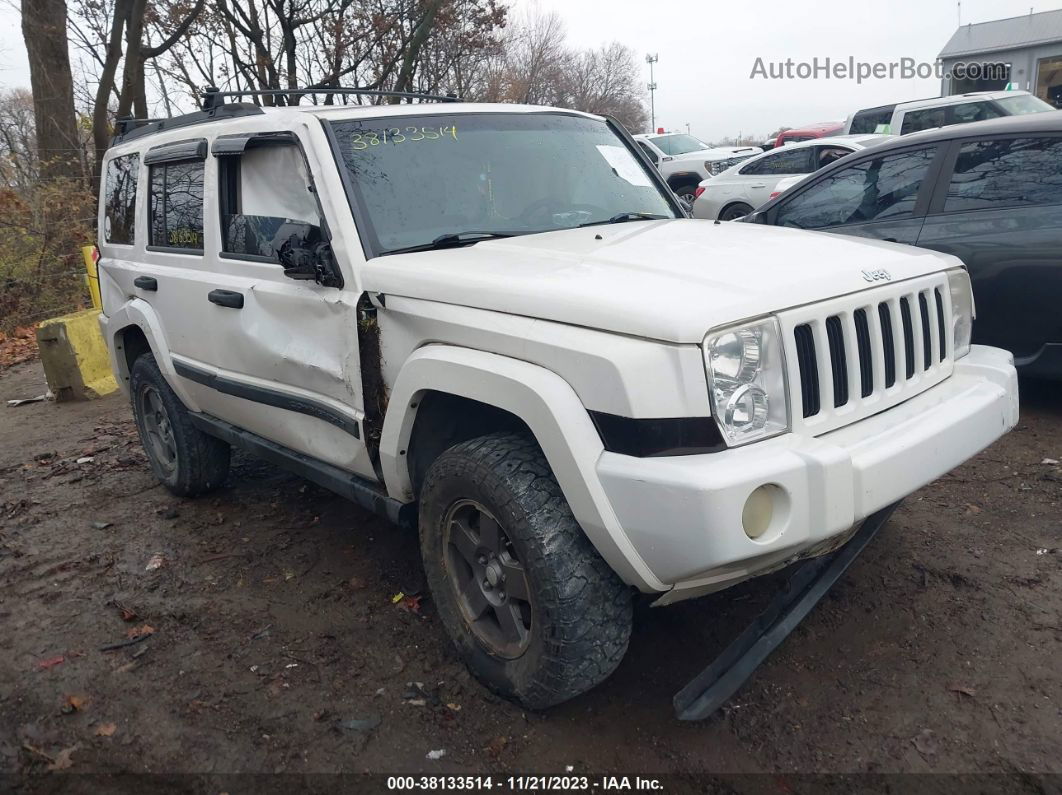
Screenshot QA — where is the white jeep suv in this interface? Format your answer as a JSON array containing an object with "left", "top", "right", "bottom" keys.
[{"left": 96, "top": 91, "right": 1018, "bottom": 710}]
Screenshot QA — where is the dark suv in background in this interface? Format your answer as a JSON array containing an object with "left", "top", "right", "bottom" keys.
[{"left": 745, "top": 112, "right": 1062, "bottom": 379}]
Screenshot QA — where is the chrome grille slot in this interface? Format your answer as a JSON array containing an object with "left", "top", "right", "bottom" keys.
[{"left": 781, "top": 274, "right": 955, "bottom": 437}]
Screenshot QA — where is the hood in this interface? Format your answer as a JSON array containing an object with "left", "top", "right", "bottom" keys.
[
  {"left": 361, "top": 220, "right": 960, "bottom": 344},
  {"left": 672, "top": 146, "right": 761, "bottom": 163}
]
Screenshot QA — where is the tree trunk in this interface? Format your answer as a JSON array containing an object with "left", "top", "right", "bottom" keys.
[
  {"left": 91, "top": 0, "right": 132, "bottom": 192},
  {"left": 21, "top": 0, "right": 80, "bottom": 182}
]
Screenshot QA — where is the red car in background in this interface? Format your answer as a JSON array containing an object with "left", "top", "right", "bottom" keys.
[{"left": 774, "top": 121, "right": 844, "bottom": 147}]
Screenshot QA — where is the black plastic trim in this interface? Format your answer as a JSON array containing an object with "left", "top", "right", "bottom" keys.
[
  {"left": 588, "top": 411, "right": 725, "bottom": 457},
  {"left": 189, "top": 413, "right": 411, "bottom": 527},
  {"left": 173, "top": 359, "right": 360, "bottom": 439},
  {"left": 212, "top": 130, "right": 299, "bottom": 155},
  {"left": 133, "top": 276, "right": 157, "bottom": 291},
  {"left": 673, "top": 501, "right": 902, "bottom": 721},
  {"left": 144, "top": 138, "right": 208, "bottom": 165}
]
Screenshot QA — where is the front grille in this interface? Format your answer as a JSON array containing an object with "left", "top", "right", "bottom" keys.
[{"left": 787, "top": 275, "right": 953, "bottom": 434}]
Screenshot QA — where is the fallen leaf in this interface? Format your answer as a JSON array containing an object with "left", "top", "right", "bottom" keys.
[
  {"left": 94, "top": 723, "right": 117, "bottom": 737},
  {"left": 63, "top": 694, "right": 89, "bottom": 713},
  {"left": 391, "top": 591, "right": 405, "bottom": 604},
  {"left": 446, "top": 702, "right": 461, "bottom": 712},
  {"left": 90, "top": 520, "right": 112, "bottom": 530},
  {"left": 397, "top": 594, "right": 423, "bottom": 614},
  {"left": 37, "top": 655, "right": 65, "bottom": 670},
  {"left": 144, "top": 554, "right": 165, "bottom": 571},
  {"left": 47, "top": 745, "right": 79, "bottom": 771},
  {"left": 125, "top": 624, "right": 155, "bottom": 639},
  {"left": 948, "top": 684, "right": 976, "bottom": 697},
  {"left": 486, "top": 736, "right": 508, "bottom": 758}
]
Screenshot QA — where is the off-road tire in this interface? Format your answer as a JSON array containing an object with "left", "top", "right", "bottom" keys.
[
  {"left": 419, "top": 432, "right": 633, "bottom": 709},
  {"left": 130, "top": 353, "right": 230, "bottom": 497},
  {"left": 719, "top": 202, "right": 754, "bottom": 221}
]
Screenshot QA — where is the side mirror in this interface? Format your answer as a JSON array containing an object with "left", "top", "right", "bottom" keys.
[{"left": 274, "top": 222, "right": 343, "bottom": 288}]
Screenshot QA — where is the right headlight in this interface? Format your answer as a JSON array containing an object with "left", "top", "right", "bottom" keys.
[
  {"left": 704, "top": 317, "right": 790, "bottom": 446},
  {"left": 947, "top": 268, "right": 975, "bottom": 359}
]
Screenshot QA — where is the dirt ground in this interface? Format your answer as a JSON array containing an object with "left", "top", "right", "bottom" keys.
[{"left": 1, "top": 359, "right": 1060, "bottom": 786}]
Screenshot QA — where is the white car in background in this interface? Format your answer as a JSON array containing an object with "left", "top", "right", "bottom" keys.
[
  {"left": 633, "top": 132, "right": 761, "bottom": 205},
  {"left": 691, "top": 134, "right": 893, "bottom": 221}
]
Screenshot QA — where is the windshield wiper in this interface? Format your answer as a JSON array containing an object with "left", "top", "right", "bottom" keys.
[
  {"left": 381, "top": 231, "right": 521, "bottom": 256},
  {"left": 577, "top": 212, "right": 669, "bottom": 228}
]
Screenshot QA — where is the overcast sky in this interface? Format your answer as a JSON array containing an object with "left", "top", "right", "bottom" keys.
[{"left": 0, "top": 0, "right": 1058, "bottom": 140}]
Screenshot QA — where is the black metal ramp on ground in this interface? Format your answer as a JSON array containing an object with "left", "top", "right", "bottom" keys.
[{"left": 673, "top": 501, "right": 902, "bottom": 721}]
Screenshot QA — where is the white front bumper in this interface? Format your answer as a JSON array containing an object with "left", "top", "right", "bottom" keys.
[{"left": 596, "top": 345, "right": 1018, "bottom": 602}]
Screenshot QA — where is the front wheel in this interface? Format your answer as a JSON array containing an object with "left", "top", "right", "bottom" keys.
[{"left": 419, "top": 433, "right": 633, "bottom": 709}]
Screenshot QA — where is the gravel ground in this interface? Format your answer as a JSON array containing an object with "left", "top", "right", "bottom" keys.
[{"left": 1, "top": 360, "right": 1059, "bottom": 787}]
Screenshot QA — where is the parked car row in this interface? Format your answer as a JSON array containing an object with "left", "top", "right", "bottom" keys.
[
  {"left": 637, "top": 93, "right": 1060, "bottom": 380},
  {"left": 691, "top": 134, "right": 893, "bottom": 221},
  {"left": 743, "top": 112, "right": 1062, "bottom": 379}
]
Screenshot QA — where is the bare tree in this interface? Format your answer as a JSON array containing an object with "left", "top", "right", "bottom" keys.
[{"left": 20, "top": 0, "right": 81, "bottom": 181}]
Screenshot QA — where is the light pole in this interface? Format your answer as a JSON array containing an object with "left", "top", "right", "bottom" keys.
[{"left": 646, "top": 53, "right": 659, "bottom": 131}]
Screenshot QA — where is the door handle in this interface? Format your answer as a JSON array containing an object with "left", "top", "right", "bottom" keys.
[
  {"left": 133, "top": 276, "right": 157, "bottom": 291},
  {"left": 208, "top": 289, "right": 244, "bottom": 309},
  {"left": 751, "top": 184, "right": 767, "bottom": 188}
]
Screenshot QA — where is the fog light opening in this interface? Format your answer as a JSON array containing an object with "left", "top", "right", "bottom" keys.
[{"left": 742, "top": 484, "right": 787, "bottom": 541}]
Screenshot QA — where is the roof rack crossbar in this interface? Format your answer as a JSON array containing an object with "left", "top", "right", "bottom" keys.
[{"left": 201, "top": 87, "right": 460, "bottom": 110}]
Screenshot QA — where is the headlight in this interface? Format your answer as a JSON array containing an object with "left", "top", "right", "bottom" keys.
[
  {"left": 947, "top": 268, "right": 975, "bottom": 359},
  {"left": 704, "top": 317, "right": 790, "bottom": 446}
]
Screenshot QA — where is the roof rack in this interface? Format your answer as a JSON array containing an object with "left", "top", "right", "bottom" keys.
[
  {"left": 112, "top": 103, "right": 266, "bottom": 146},
  {"left": 200, "top": 86, "right": 460, "bottom": 111}
]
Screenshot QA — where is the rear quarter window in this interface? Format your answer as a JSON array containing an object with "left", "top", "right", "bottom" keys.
[
  {"left": 149, "top": 160, "right": 205, "bottom": 251},
  {"left": 103, "top": 154, "right": 139, "bottom": 245},
  {"left": 944, "top": 137, "right": 1062, "bottom": 212}
]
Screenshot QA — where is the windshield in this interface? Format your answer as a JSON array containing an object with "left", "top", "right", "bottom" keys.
[
  {"left": 993, "top": 94, "right": 1055, "bottom": 115},
  {"left": 648, "top": 133, "right": 710, "bottom": 155},
  {"left": 328, "top": 113, "right": 676, "bottom": 255}
]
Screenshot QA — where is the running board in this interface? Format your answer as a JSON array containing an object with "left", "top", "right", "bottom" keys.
[
  {"left": 189, "top": 413, "right": 416, "bottom": 530},
  {"left": 673, "top": 501, "right": 901, "bottom": 721}
]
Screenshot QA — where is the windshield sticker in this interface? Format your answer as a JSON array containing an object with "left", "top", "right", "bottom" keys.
[
  {"left": 596, "top": 145, "right": 653, "bottom": 187},
  {"left": 351, "top": 125, "right": 458, "bottom": 151}
]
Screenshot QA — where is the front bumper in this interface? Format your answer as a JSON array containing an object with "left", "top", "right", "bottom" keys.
[{"left": 596, "top": 345, "right": 1018, "bottom": 602}]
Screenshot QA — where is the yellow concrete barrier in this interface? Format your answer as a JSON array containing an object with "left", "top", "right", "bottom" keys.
[{"left": 36, "top": 308, "right": 117, "bottom": 401}]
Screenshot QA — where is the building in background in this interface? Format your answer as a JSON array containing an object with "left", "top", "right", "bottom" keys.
[{"left": 939, "top": 8, "right": 1062, "bottom": 107}]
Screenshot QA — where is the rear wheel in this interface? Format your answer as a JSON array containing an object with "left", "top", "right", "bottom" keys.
[
  {"left": 130, "top": 353, "right": 230, "bottom": 497},
  {"left": 419, "top": 432, "right": 633, "bottom": 709},
  {"left": 719, "top": 202, "right": 754, "bottom": 221}
]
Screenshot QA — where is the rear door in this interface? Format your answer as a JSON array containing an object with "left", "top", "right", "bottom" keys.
[
  {"left": 767, "top": 144, "right": 942, "bottom": 244},
  {"left": 916, "top": 133, "right": 1062, "bottom": 359}
]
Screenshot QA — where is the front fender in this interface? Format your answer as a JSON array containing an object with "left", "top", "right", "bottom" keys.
[{"left": 380, "top": 345, "right": 667, "bottom": 592}]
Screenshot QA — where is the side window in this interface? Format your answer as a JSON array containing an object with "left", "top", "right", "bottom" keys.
[
  {"left": 746, "top": 147, "right": 813, "bottom": 176},
  {"left": 900, "top": 107, "right": 947, "bottom": 135},
  {"left": 944, "top": 136, "right": 1062, "bottom": 212},
  {"left": 849, "top": 108, "right": 893, "bottom": 135},
  {"left": 218, "top": 143, "right": 321, "bottom": 261},
  {"left": 104, "top": 154, "right": 139, "bottom": 245},
  {"left": 774, "top": 147, "right": 935, "bottom": 230},
  {"left": 637, "top": 141, "right": 659, "bottom": 165},
  {"left": 815, "top": 146, "right": 851, "bottom": 169},
  {"left": 149, "top": 160, "right": 204, "bottom": 250},
  {"left": 948, "top": 101, "right": 1004, "bottom": 125}
]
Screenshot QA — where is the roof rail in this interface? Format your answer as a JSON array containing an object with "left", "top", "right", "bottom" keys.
[
  {"left": 110, "top": 103, "right": 266, "bottom": 146},
  {"left": 200, "top": 86, "right": 460, "bottom": 111}
]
